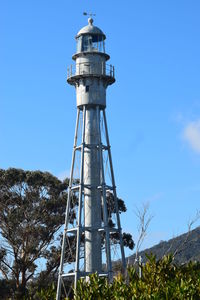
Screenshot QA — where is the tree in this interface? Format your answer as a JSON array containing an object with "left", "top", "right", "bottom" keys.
[
  {"left": 0, "top": 168, "right": 133, "bottom": 298},
  {"left": 0, "top": 168, "right": 68, "bottom": 298}
]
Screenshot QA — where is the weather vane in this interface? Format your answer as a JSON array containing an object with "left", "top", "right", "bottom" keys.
[{"left": 83, "top": 12, "right": 96, "bottom": 17}]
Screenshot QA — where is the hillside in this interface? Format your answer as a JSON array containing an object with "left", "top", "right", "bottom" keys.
[{"left": 128, "top": 226, "right": 200, "bottom": 265}]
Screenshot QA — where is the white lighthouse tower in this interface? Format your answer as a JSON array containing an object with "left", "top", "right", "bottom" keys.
[{"left": 56, "top": 18, "right": 126, "bottom": 299}]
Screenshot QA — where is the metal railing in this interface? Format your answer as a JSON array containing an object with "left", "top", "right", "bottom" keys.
[{"left": 67, "top": 62, "right": 115, "bottom": 79}]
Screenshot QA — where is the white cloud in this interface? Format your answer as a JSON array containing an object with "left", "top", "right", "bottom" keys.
[{"left": 183, "top": 120, "right": 200, "bottom": 153}]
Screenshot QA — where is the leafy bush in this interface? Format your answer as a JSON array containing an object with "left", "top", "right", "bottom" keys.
[
  {"left": 5, "top": 255, "right": 199, "bottom": 299},
  {"left": 75, "top": 255, "right": 200, "bottom": 299},
  {"left": 34, "top": 284, "right": 56, "bottom": 300}
]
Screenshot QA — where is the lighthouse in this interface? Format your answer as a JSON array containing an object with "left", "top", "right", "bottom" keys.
[{"left": 56, "top": 18, "right": 126, "bottom": 299}]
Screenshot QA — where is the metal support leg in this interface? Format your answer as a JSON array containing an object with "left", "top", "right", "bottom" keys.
[
  {"left": 97, "top": 106, "right": 113, "bottom": 280},
  {"left": 56, "top": 109, "right": 80, "bottom": 300},
  {"left": 74, "top": 106, "right": 86, "bottom": 289},
  {"left": 102, "top": 110, "right": 126, "bottom": 271}
]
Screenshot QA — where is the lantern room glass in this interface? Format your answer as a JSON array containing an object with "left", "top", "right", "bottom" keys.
[{"left": 76, "top": 34, "right": 105, "bottom": 53}]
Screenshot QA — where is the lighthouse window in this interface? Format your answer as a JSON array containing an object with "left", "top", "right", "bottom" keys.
[
  {"left": 81, "top": 35, "right": 92, "bottom": 52},
  {"left": 77, "top": 36, "right": 82, "bottom": 53},
  {"left": 85, "top": 85, "right": 89, "bottom": 92},
  {"left": 77, "top": 34, "right": 105, "bottom": 53},
  {"left": 92, "top": 35, "right": 98, "bottom": 51}
]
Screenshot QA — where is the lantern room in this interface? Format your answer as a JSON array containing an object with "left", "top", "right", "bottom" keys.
[{"left": 76, "top": 18, "right": 106, "bottom": 53}]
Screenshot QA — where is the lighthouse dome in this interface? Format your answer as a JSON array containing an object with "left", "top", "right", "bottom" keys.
[{"left": 76, "top": 18, "right": 106, "bottom": 40}]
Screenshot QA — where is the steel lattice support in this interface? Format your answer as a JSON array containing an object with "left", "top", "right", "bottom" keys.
[
  {"left": 56, "top": 18, "right": 126, "bottom": 300},
  {"left": 56, "top": 107, "right": 126, "bottom": 299}
]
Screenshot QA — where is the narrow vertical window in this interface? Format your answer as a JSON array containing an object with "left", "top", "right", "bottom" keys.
[{"left": 86, "top": 85, "right": 89, "bottom": 92}]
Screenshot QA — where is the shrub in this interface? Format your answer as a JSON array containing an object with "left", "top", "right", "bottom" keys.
[{"left": 75, "top": 255, "right": 200, "bottom": 299}]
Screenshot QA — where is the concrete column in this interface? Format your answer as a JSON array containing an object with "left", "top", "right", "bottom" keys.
[{"left": 84, "top": 107, "right": 102, "bottom": 273}]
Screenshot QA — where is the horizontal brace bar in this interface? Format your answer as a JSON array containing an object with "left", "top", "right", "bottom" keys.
[
  {"left": 71, "top": 185, "right": 79, "bottom": 191},
  {"left": 66, "top": 226, "right": 112, "bottom": 232},
  {"left": 66, "top": 226, "right": 120, "bottom": 233},
  {"left": 71, "top": 184, "right": 99, "bottom": 190},
  {"left": 61, "top": 272, "right": 109, "bottom": 278},
  {"left": 106, "top": 185, "right": 114, "bottom": 190},
  {"left": 102, "top": 145, "right": 110, "bottom": 150},
  {"left": 65, "top": 225, "right": 120, "bottom": 235},
  {"left": 98, "top": 227, "right": 120, "bottom": 233},
  {"left": 80, "top": 272, "right": 109, "bottom": 277},
  {"left": 98, "top": 273, "right": 109, "bottom": 277},
  {"left": 61, "top": 272, "right": 75, "bottom": 278},
  {"left": 84, "top": 143, "right": 98, "bottom": 149},
  {"left": 97, "top": 185, "right": 114, "bottom": 190},
  {"left": 75, "top": 145, "right": 81, "bottom": 151},
  {"left": 75, "top": 143, "right": 108, "bottom": 150},
  {"left": 84, "top": 184, "right": 96, "bottom": 189},
  {"left": 66, "top": 228, "right": 78, "bottom": 233}
]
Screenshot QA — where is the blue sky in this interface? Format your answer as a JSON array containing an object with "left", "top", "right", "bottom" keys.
[{"left": 1, "top": 0, "right": 200, "bottom": 256}]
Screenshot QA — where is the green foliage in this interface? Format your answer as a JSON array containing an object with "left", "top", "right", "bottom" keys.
[
  {"left": 75, "top": 255, "right": 200, "bottom": 299},
  {"left": 33, "top": 284, "right": 56, "bottom": 300},
  {"left": 21, "top": 284, "right": 56, "bottom": 300},
  {"left": 0, "top": 168, "right": 68, "bottom": 299}
]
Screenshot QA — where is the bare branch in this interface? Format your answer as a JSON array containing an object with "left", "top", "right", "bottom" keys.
[
  {"left": 1, "top": 258, "right": 15, "bottom": 274},
  {"left": 173, "top": 210, "right": 200, "bottom": 258},
  {"left": 0, "top": 266, "right": 9, "bottom": 280},
  {"left": 134, "top": 202, "right": 153, "bottom": 261}
]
